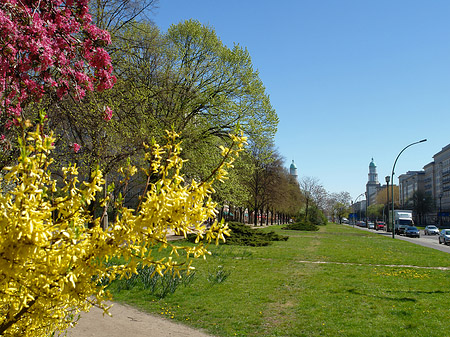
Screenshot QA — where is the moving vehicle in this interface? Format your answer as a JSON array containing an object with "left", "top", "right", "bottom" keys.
[
  {"left": 356, "top": 221, "right": 366, "bottom": 227},
  {"left": 376, "top": 221, "right": 385, "bottom": 230},
  {"left": 368, "top": 222, "right": 375, "bottom": 229},
  {"left": 439, "top": 229, "right": 450, "bottom": 245},
  {"left": 424, "top": 225, "right": 439, "bottom": 235},
  {"left": 393, "top": 210, "right": 414, "bottom": 235},
  {"left": 404, "top": 226, "right": 420, "bottom": 238}
]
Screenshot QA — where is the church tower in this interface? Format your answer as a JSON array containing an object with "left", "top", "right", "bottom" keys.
[
  {"left": 366, "top": 158, "right": 380, "bottom": 206},
  {"left": 368, "top": 158, "right": 378, "bottom": 184},
  {"left": 290, "top": 160, "right": 298, "bottom": 180}
]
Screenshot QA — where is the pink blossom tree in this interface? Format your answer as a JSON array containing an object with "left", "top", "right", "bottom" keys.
[{"left": 0, "top": 0, "right": 116, "bottom": 147}]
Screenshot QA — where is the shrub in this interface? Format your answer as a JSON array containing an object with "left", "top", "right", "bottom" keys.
[
  {"left": 283, "top": 221, "right": 319, "bottom": 231},
  {"left": 188, "top": 222, "right": 288, "bottom": 246}
]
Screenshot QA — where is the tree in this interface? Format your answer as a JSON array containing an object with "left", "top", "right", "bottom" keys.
[
  {"left": 299, "top": 176, "right": 325, "bottom": 221},
  {"left": 43, "top": 19, "right": 279, "bottom": 211},
  {"left": 327, "top": 192, "right": 352, "bottom": 223},
  {"left": 0, "top": 1, "right": 247, "bottom": 334},
  {"left": 412, "top": 190, "right": 434, "bottom": 225},
  {"left": 0, "top": 0, "right": 116, "bottom": 168},
  {"left": 367, "top": 204, "right": 384, "bottom": 221},
  {"left": 375, "top": 185, "right": 399, "bottom": 205},
  {"left": 90, "top": 0, "right": 158, "bottom": 36}
]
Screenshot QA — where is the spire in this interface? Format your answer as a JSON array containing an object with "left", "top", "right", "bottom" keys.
[{"left": 289, "top": 160, "right": 298, "bottom": 178}]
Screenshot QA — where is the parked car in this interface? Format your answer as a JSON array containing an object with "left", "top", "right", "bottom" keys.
[
  {"left": 439, "top": 229, "right": 450, "bottom": 245},
  {"left": 424, "top": 225, "right": 439, "bottom": 235},
  {"left": 404, "top": 226, "right": 420, "bottom": 238},
  {"left": 368, "top": 222, "right": 375, "bottom": 229}
]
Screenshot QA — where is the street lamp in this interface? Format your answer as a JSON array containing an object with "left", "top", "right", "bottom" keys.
[
  {"left": 385, "top": 176, "right": 390, "bottom": 231},
  {"left": 365, "top": 192, "right": 368, "bottom": 227},
  {"left": 354, "top": 193, "right": 365, "bottom": 226},
  {"left": 439, "top": 193, "right": 443, "bottom": 227},
  {"left": 391, "top": 139, "right": 427, "bottom": 239}
]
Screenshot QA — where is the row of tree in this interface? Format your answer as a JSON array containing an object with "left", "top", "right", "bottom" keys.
[
  {"left": 0, "top": 0, "right": 353, "bottom": 227},
  {"left": 0, "top": 1, "right": 353, "bottom": 335}
]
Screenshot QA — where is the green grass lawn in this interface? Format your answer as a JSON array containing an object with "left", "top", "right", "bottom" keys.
[{"left": 108, "top": 224, "right": 450, "bottom": 336}]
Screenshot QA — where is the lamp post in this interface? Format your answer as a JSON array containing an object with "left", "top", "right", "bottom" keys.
[
  {"left": 365, "top": 192, "right": 368, "bottom": 227},
  {"left": 391, "top": 139, "right": 427, "bottom": 239},
  {"left": 354, "top": 193, "right": 365, "bottom": 225},
  {"left": 385, "top": 176, "right": 390, "bottom": 231},
  {"left": 439, "top": 193, "right": 443, "bottom": 227}
]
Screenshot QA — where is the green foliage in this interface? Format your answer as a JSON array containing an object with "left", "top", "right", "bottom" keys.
[
  {"left": 224, "top": 222, "right": 288, "bottom": 246},
  {"left": 282, "top": 221, "right": 319, "bottom": 231},
  {"left": 111, "top": 264, "right": 196, "bottom": 299},
  {"left": 110, "top": 224, "right": 450, "bottom": 337},
  {"left": 367, "top": 203, "right": 384, "bottom": 220},
  {"left": 299, "top": 204, "right": 327, "bottom": 226},
  {"left": 207, "top": 265, "right": 231, "bottom": 284},
  {"left": 187, "top": 222, "right": 288, "bottom": 246}
]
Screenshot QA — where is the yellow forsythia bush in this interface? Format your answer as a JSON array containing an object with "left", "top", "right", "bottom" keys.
[{"left": 0, "top": 126, "right": 246, "bottom": 336}]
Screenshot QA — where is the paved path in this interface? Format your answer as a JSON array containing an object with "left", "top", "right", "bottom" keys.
[
  {"left": 65, "top": 302, "right": 213, "bottom": 337},
  {"left": 66, "top": 234, "right": 214, "bottom": 337}
]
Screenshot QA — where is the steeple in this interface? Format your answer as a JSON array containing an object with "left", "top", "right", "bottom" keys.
[
  {"left": 289, "top": 160, "right": 298, "bottom": 179},
  {"left": 366, "top": 158, "right": 381, "bottom": 207},
  {"left": 368, "top": 158, "right": 378, "bottom": 183}
]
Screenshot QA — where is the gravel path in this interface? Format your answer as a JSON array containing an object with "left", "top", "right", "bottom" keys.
[{"left": 65, "top": 302, "right": 213, "bottom": 337}]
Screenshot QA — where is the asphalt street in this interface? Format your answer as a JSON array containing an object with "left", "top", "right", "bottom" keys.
[{"left": 349, "top": 224, "right": 450, "bottom": 253}]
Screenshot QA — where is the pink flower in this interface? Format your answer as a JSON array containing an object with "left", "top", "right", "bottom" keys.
[
  {"left": 0, "top": 0, "right": 115, "bottom": 127},
  {"left": 103, "top": 106, "right": 113, "bottom": 121},
  {"left": 73, "top": 143, "right": 81, "bottom": 153}
]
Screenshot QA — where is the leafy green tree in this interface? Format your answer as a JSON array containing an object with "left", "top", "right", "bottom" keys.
[
  {"left": 307, "top": 204, "right": 328, "bottom": 225},
  {"left": 367, "top": 204, "right": 384, "bottom": 221},
  {"left": 44, "top": 19, "right": 279, "bottom": 214},
  {"left": 299, "top": 176, "right": 323, "bottom": 222},
  {"left": 327, "top": 192, "right": 352, "bottom": 223},
  {"left": 412, "top": 190, "right": 434, "bottom": 225}
]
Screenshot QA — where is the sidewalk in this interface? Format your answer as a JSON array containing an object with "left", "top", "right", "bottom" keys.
[{"left": 65, "top": 302, "right": 213, "bottom": 337}]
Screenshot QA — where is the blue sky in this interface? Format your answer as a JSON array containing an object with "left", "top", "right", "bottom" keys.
[{"left": 152, "top": 0, "right": 450, "bottom": 201}]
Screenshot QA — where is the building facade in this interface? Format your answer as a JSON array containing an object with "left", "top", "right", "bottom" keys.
[
  {"left": 391, "top": 144, "right": 450, "bottom": 225},
  {"left": 431, "top": 145, "right": 450, "bottom": 224},
  {"left": 398, "top": 171, "right": 425, "bottom": 208}
]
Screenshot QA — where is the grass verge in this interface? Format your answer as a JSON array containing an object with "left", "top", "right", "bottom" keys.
[{"left": 108, "top": 224, "right": 450, "bottom": 336}]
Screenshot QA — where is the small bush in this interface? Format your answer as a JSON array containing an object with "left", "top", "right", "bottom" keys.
[
  {"left": 283, "top": 221, "right": 319, "bottom": 231},
  {"left": 224, "top": 222, "right": 288, "bottom": 246},
  {"left": 187, "top": 222, "right": 288, "bottom": 246}
]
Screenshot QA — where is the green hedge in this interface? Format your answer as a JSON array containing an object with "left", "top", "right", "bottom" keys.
[
  {"left": 282, "top": 221, "right": 319, "bottom": 231},
  {"left": 187, "top": 222, "right": 288, "bottom": 246}
]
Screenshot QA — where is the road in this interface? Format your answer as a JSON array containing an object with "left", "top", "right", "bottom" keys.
[{"left": 350, "top": 225, "right": 450, "bottom": 253}]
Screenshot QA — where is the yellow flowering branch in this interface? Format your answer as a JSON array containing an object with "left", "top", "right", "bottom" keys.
[{"left": 0, "top": 126, "right": 246, "bottom": 336}]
